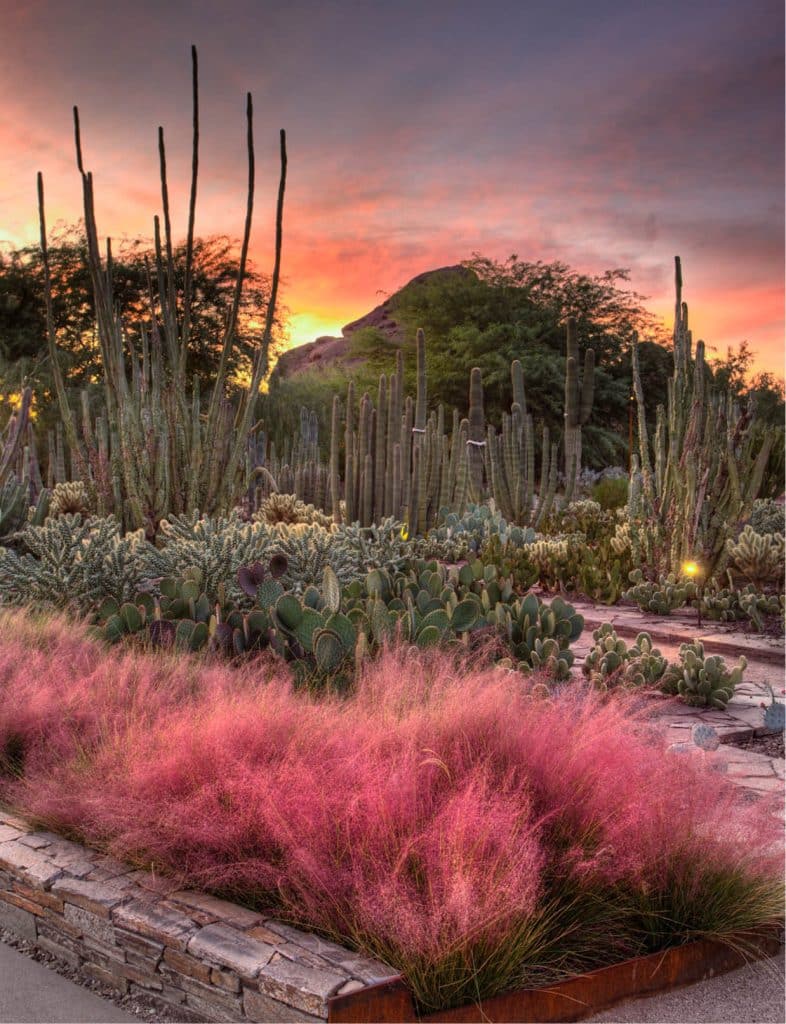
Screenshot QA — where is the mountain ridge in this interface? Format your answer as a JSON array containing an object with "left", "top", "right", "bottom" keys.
[{"left": 275, "top": 265, "right": 471, "bottom": 378}]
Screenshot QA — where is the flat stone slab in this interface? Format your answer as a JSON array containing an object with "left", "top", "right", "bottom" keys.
[
  {"left": 187, "top": 922, "right": 276, "bottom": 978},
  {"left": 168, "top": 889, "right": 264, "bottom": 930},
  {"left": 113, "top": 900, "right": 197, "bottom": 951},
  {"left": 258, "top": 956, "right": 347, "bottom": 1017}
]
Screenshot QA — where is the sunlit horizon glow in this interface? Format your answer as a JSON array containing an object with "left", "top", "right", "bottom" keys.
[{"left": 1, "top": 1, "right": 782, "bottom": 378}]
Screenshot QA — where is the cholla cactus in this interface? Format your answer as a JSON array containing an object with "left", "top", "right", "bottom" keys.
[
  {"left": 660, "top": 640, "right": 745, "bottom": 709},
  {"left": 726, "top": 525, "right": 785, "bottom": 586},
  {"left": 749, "top": 499, "right": 785, "bottom": 538},
  {"left": 0, "top": 514, "right": 148, "bottom": 611},
  {"left": 626, "top": 632, "right": 668, "bottom": 687},
  {"left": 146, "top": 511, "right": 275, "bottom": 604},
  {"left": 583, "top": 623, "right": 629, "bottom": 680},
  {"left": 610, "top": 520, "right": 632, "bottom": 555},
  {"left": 49, "top": 480, "right": 92, "bottom": 518},
  {"left": 256, "top": 492, "right": 333, "bottom": 529}
]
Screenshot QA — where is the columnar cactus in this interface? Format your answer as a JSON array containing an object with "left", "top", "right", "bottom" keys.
[
  {"left": 629, "top": 257, "right": 775, "bottom": 578},
  {"left": 39, "top": 48, "right": 288, "bottom": 534},
  {"left": 563, "top": 317, "right": 596, "bottom": 502}
]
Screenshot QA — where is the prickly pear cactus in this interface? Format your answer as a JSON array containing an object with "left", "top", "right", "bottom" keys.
[
  {"left": 760, "top": 685, "right": 786, "bottom": 732},
  {"left": 660, "top": 640, "right": 745, "bottom": 709},
  {"left": 624, "top": 569, "right": 697, "bottom": 615},
  {"left": 582, "top": 625, "right": 667, "bottom": 689}
]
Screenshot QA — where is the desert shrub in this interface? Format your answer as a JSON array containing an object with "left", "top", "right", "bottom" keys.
[
  {"left": 591, "top": 475, "right": 629, "bottom": 510},
  {"left": 0, "top": 613, "right": 781, "bottom": 1012}
]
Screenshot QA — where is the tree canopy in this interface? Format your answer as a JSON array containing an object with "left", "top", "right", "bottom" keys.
[{"left": 0, "top": 223, "right": 285, "bottom": 410}]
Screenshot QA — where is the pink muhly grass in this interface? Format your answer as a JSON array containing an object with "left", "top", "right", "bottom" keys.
[{"left": 0, "top": 618, "right": 782, "bottom": 1010}]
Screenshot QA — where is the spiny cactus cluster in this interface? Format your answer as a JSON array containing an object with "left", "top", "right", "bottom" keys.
[
  {"left": 49, "top": 480, "right": 92, "bottom": 518},
  {"left": 624, "top": 569, "right": 697, "bottom": 615},
  {"left": 0, "top": 514, "right": 147, "bottom": 611},
  {"left": 749, "top": 499, "right": 785, "bottom": 538},
  {"left": 255, "top": 492, "right": 333, "bottom": 529},
  {"left": 582, "top": 624, "right": 667, "bottom": 690},
  {"left": 698, "top": 583, "right": 781, "bottom": 630},
  {"left": 544, "top": 500, "right": 616, "bottom": 543},
  {"left": 660, "top": 641, "right": 746, "bottom": 709},
  {"left": 417, "top": 502, "right": 536, "bottom": 562},
  {"left": 726, "top": 525, "right": 784, "bottom": 586}
]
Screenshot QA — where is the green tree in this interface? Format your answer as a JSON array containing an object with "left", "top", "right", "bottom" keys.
[
  {"left": 390, "top": 255, "right": 669, "bottom": 467},
  {"left": 0, "top": 224, "right": 285, "bottom": 403}
]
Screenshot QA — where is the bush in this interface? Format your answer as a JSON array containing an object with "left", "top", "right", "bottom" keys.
[
  {"left": 0, "top": 611, "right": 781, "bottom": 1012},
  {"left": 591, "top": 476, "right": 629, "bottom": 510}
]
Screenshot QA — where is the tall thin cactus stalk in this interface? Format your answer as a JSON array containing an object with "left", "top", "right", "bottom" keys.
[
  {"left": 630, "top": 256, "right": 773, "bottom": 578},
  {"left": 563, "top": 317, "right": 595, "bottom": 501},
  {"left": 38, "top": 47, "right": 287, "bottom": 534}
]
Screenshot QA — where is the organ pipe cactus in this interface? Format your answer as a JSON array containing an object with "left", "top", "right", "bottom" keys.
[
  {"left": 563, "top": 317, "right": 595, "bottom": 502},
  {"left": 39, "top": 48, "right": 288, "bottom": 534},
  {"left": 630, "top": 257, "right": 775, "bottom": 578}
]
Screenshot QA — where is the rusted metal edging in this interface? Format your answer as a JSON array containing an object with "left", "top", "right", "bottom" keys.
[{"left": 327, "top": 928, "right": 783, "bottom": 1023}]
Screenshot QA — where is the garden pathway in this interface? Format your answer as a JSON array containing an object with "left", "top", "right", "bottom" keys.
[{"left": 569, "top": 597, "right": 785, "bottom": 800}]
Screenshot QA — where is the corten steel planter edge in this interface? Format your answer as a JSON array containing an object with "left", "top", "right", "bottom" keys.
[{"left": 327, "top": 926, "right": 784, "bottom": 1023}]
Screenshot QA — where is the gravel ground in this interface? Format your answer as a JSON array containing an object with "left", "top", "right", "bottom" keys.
[
  {"left": 588, "top": 952, "right": 785, "bottom": 1022},
  {"left": 723, "top": 731, "right": 785, "bottom": 758},
  {"left": 0, "top": 928, "right": 199, "bottom": 1023}
]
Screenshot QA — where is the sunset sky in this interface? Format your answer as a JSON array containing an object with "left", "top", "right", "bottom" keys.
[{"left": 1, "top": 0, "right": 783, "bottom": 375}]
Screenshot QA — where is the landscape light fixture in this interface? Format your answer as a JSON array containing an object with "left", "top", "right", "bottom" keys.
[{"left": 682, "top": 560, "right": 704, "bottom": 629}]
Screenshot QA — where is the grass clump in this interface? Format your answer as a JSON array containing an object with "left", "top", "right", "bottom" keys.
[{"left": 0, "top": 609, "right": 781, "bottom": 1012}]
